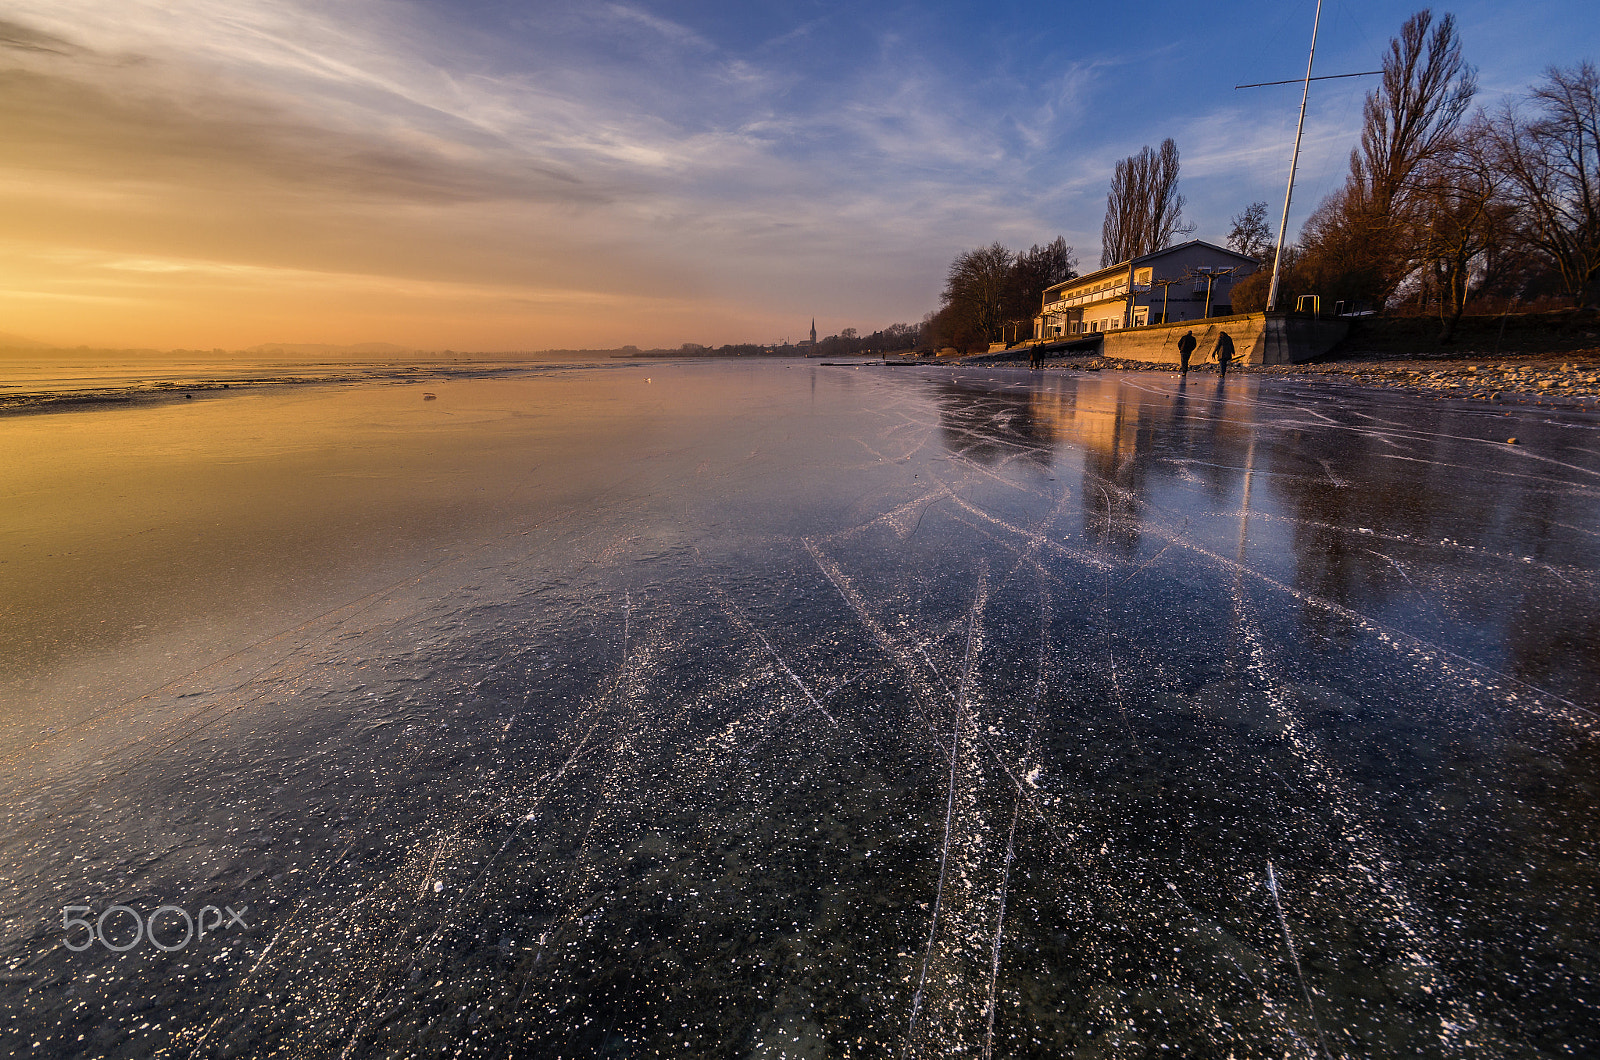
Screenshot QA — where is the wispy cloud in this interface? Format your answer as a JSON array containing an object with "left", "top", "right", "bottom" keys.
[
  {"left": 3, "top": 0, "right": 1588, "bottom": 348},
  {"left": 599, "top": 3, "right": 715, "bottom": 51},
  {"left": 1, "top": 0, "right": 1077, "bottom": 345}
]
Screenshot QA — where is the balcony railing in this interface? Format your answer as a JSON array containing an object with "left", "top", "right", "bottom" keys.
[{"left": 1042, "top": 283, "right": 1128, "bottom": 311}]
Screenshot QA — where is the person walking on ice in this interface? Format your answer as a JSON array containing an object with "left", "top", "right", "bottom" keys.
[
  {"left": 1177, "top": 329, "right": 1196, "bottom": 375},
  {"left": 1213, "top": 330, "right": 1235, "bottom": 376}
]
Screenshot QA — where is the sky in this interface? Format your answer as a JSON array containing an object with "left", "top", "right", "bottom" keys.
[{"left": 2, "top": 0, "right": 1596, "bottom": 351}]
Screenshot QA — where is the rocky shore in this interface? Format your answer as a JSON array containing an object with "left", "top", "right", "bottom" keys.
[
  {"left": 959, "top": 311, "right": 1600, "bottom": 411},
  {"left": 1247, "top": 354, "right": 1600, "bottom": 409},
  {"left": 1024, "top": 351, "right": 1600, "bottom": 411}
]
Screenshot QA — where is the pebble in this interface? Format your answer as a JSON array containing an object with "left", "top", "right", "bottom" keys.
[{"left": 1016, "top": 350, "right": 1600, "bottom": 407}]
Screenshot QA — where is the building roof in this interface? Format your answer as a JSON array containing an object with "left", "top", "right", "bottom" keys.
[{"left": 1043, "top": 240, "right": 1259, "bottom": 295}]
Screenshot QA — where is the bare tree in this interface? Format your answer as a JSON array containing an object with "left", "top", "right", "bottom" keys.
[
  {"left": 1357, "top": 10, "right": 1476, "bottom": 214},
  {"left": 942, "top": 242, "right": 1015, "bottom": 346},
  {"left": 1101, "top": 138, "right": 1193, "bottom": 267},
  {"left": 1489, "top": 62, "right": 1600, "bottom": 307},
  {"left": 1007, "top": 237, "right": 1078, "bottom": 330},
  {"left": 1299, "top": 9, "right": 1476, "bottom": 308},
  {"left": 1412, "top": 115, "right": 1515, "bottom": 339},
  {"left": 994, "top": 237, "right": 1079, "bottom": 345},
  {"left": 1298, "top": 185, "right": 1391, "bottom": 307},
  {"left": 1226, "top": 201, "right": 1275, "bottom": 260},
  {"left": 923, "top": 304, "right": 986, "bottom": 354},
  {"left": 1017, "top": 237, "right": 1079, "bottom": 292}
]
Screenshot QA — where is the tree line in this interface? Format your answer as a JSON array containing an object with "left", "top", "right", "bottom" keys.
[
  {"left": 688, "top": 9, "right": 1594, "bottom": 357},
  {"left": 921, "top": 238, "right": 1080, "bottom": 353},
  {"left": 921, "top": 7, "right": 1597, "bottom": 353},
  {"left": 637, "top": 323, "right": 927, "bottom": 358},
  {"left": 802, "top": 323, "right": 924, "bottom": 357},
  {"left": 1230, "top": 9, "right": 1599, "bottom": 340}
]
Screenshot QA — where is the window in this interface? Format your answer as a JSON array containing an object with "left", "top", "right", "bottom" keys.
[{"left": 1133, "top": 268, "right": 1153, "bottom": 288}]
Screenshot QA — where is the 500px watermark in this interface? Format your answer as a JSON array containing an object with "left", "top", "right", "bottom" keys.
[{"left": 62, "top": 904, "right": 251, "bottom": 953}]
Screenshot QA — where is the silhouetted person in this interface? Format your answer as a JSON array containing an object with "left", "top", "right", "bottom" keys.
[
  {"left": 1214, "top": 330, "right": 1235, "bottom": 376},
  {"left": 1029, "top": 345, "right": 1043, "bottom": 370},
  {"left": 1177, "top": 329, "right": 1197, "bottom": 374}
]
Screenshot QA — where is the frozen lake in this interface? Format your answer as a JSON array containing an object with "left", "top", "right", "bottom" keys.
[{"left": 2, "top": 360, "right": 1597, "bottom": 1058}]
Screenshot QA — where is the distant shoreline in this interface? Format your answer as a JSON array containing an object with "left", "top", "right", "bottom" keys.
[
  {"left": 0, "top": 353, "right": 894, "bottom": 416},
  {"left": 7, "top": 346, "right": 1597, "bottom": 417},
  {"left": 0, "top": 357, "right": 625, "bottom": 416}
]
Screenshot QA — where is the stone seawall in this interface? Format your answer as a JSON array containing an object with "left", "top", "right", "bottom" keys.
[{"left": 1100, "top": 313, "right": 1349, "bottom": 366}]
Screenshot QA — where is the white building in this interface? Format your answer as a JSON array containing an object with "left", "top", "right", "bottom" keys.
[{"left": 1034, "top": 240, "right": 1259, "bottom": 339}]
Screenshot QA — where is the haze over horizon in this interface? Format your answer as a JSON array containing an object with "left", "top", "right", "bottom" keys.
[{"left": 4, "top": 0, "right": 1596, "bottom": 353}]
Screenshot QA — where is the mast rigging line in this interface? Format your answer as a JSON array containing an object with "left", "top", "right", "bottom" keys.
[{"left": 1235, "top": 70, "right": 1380, "bottom": 90}]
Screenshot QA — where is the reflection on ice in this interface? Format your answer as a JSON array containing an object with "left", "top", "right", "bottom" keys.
[{"left": 1, "top": 362, "right": 1597, "bottom": 1058}]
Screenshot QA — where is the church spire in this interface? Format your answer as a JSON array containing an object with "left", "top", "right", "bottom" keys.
[{"left": 810, "top": 318, "right": 817, "bottom": 346}]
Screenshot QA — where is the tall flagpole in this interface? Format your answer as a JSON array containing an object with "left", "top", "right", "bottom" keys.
[{"left": 1266, "top": 0, "right": 1323, "bottom": 313}]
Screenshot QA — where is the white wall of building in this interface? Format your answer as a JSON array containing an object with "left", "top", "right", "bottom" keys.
[{"left": 1035, "top": 242, "right": 1258, "bottom": 337}]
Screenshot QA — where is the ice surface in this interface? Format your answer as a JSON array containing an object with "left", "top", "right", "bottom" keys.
[{"left": 1, "top": 362, "right": 1597, "bottom": 1058}]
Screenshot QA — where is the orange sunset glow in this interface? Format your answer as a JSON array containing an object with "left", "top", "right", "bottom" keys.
[
  {"left": 3, "top": 1, "right": 1593, "bottom": 351},
  {"left": 2, "top": 2, "right": 932, "bottom": 350}
]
